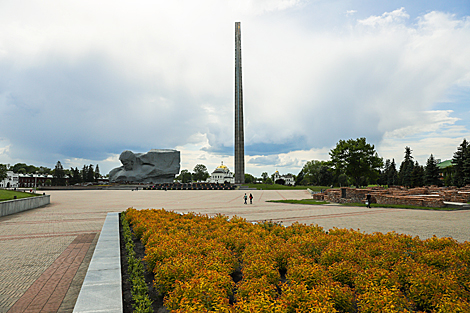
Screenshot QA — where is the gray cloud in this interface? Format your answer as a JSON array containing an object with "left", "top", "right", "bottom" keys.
[{"left": 0, "top": 2, "right": 469, "bottom": 175}]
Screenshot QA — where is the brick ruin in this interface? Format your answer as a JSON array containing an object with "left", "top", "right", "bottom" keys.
[{"left": 312, "top": 186, "right": 470, "bottom": 208}]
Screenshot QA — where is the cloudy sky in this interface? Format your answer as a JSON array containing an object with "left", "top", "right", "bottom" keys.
[{"left": 1, "top": 0, "right": 470, "bottom": 177}]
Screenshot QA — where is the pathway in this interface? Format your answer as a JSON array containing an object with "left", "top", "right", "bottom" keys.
[{"left": 0, "top": 189, "right": 469, "bottom": 312}]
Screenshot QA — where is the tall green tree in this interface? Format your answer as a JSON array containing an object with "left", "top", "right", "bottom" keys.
[
  {"left": 297, "top": 160, "right": 332, "bottom": 186},
  {"left": 399, "top": 147, "right": 414, "bottom": 187},
  {"left": 0, "top": 164, "right": 8, "bottom": 182},
  {"left": 192, "top": 164, "right": 210, "bottom": 182},
  {"left": 452, "top": 139, "right": 469, "bottom": 187},
  {"left": 425, "top": 154, "right": 441, "bottom": 186},
  {"left": 387, "top": 159, "right": 399, "bottom": 186},
  {"left": 53, "top": 161, "right": 66, "bottom": 186},
  {"left": 261, "top": 172, "right": 269, "bottom": 183},
  {"left": 329, "top": 137, "right": 383, "bottom": 187},
  {"left": 177, "top": 169, "right": 192, "bottom": 183},
  {"left": 411, "top": 161, "right": 425, "bottom": 187},
  {"left": 81, "top": 165, "right": 88, "bottom": 182},
  {"left": 87, "top": 164, "right": 95, "bottom": 182},
  {"left": 95, "top": 164, "right": 101, "bottom": 181},
  {"left": 244, "top": 173, "right": 255, "bottom": 184}
]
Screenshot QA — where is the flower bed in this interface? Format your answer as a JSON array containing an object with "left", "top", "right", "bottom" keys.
[{"left": 124, "top": 208, "right": 470, "bottom": 312}]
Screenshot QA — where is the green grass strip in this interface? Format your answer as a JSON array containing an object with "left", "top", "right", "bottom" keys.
[
  {"left": 121, "top": 212, "right": 153, "bottom": 313},
  {"left": 0, "top": 189, "right": 39, "bottom": 202},
  {"left": 267, "top": 199, "right": 330, "bottom": 205},
  {"left": 339, "top": 202, "right": 460, "bottom": 211},
  {"left": 242, "top": 184, "right": 334, "bottom": 191},
  {"left": 270, "top": 198, "right": 463, "bottom": 211}
]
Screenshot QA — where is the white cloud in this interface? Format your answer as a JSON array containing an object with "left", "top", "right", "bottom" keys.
[{"left": 358, "top": 7, "right": 409, "bottom": 27}]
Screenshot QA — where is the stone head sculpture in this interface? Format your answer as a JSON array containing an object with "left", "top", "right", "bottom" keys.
[{"left": 119, "top": 150, "right": 137, "bottom": 171}]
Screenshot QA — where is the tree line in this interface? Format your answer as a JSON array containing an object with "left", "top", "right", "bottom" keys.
[
  {"left": 0, "top": 161, "right": 102, "bottom": 186},
  {"left": 296, "top": 137, "right": 469, "bottom": 188}
]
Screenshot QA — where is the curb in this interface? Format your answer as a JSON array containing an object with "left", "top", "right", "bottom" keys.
[{"left": 73, "top": 212, "right": 122, "bottom": 313}]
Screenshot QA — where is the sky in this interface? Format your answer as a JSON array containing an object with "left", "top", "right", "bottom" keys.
[{"left": 1, "top": 0, "right": 470, "bottom": 178}]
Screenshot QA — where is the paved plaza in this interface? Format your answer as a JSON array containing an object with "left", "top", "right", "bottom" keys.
[{"left": 0, "top": 189, "right": 469, "bottom": 312}]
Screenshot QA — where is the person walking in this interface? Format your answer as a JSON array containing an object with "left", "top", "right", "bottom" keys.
[
  {"left": 249, "top": 193, "right": 253, "bottom": 204},
  {"left": 244, "top": 193, "right": 247, "bottom": 204},
  {"left": 366, "top": 193, "right": 372, "bottom": 208}
]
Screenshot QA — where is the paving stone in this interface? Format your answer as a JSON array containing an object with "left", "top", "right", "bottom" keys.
[{"left": 0, "top": 189, "right": 469, "bottom": 313}]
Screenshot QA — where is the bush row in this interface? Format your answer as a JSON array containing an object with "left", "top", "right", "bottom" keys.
[
  {"left": 121, "top": 212, "right": 153, "bottom": 312},
  {"left": 124, "top": 208, "right": 470, "bottom": 312}
]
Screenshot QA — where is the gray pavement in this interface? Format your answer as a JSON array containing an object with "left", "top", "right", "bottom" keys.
[{"left": 0, "top": 189, "right": 469, "bottom": 312}]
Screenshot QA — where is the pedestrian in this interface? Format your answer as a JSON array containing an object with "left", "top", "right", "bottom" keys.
[
  {"left": 249, "top": 193, "right": 253, "bottom": 204},
  {"left": 244, "top": 193, "right": 247, "bottom": 204},
  {"left": 366, "top": 193, "right": 372, "bottom": 208}
]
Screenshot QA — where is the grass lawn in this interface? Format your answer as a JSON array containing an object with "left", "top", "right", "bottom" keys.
[
  {"left": 267, "top": 199, "right": 330, "bottom": 205},
  {"left": 340, "top": 202, "right": 460, "bottom": 211},
  {"left": 270, "top": 198, "right": 463, "bottom": 210},
  {"left": 242, "top": 184, "right": 334, "bottom": 191},
  {"left": 0, "top": 189, "right": 40, "bottom": 202}
]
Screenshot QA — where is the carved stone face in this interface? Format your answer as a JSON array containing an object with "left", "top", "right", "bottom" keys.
[
  {"left": 122, "top": 159, "right": 134, "bottom": 171},
  {"left": 119, "top": 151, "right": 137, "bottom": 171}
]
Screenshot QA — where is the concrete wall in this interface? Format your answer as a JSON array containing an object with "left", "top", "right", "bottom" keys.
[{"left": 0, "top": 195, "right": 50, "bottom": 217}]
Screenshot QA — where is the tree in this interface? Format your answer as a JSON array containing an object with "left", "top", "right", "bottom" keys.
[
  {"left": 177, "top": 169, "right": 192, "bottom": 183},
  {"left": 69, "top": 167, "right": 81, "bottom": 185},
  {"left": 297, "top": 160, "right": 330, "bottom": 186},
  {"left": 337, "top": 173, "right": 349, "bottom": 187},
  {"left": 87, "top": 164, "right": 95, "bottom": 182},
  {"left": 261, "top": 172, "right": 269, "bottom": 183},
  {"left": 452, "top": 139, "right": 467, "bottom": 187},
  {"left": 81, "top": 165, "right": 88, "bottom": 183},
  {"left": 0, "top": 164, "right": 8, "bottom": 182},
  {"left": 265, "top": 177, "right": 273, "bottom": 185},
  {"left": 245, "top": 173, "right": 255, "bottom": 184},
  {"left": 329, "top": 137, "right": 383, "bottom": 188},
  {"left": 192, "top": 164, "right": 210, "bottom": 182},
  {"left": 411, "top": 161, "right": 424, "bottom": 187},
  {"left": 387, "top": 159, "right": 399, "bottom": 186},
  {"left": 399, "top": 147, "right": 414, "bottom": 187},
  {"left": 425, "top": 154, "right": 441, "bottom": 186},
  {"left": 95, "top": 164, "right": 101, "bottom": 181},
  {"left": 53, "top": 161, "right": 65, "bottom": 186}
]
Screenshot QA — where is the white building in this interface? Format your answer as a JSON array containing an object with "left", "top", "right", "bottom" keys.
[
  {"left": 272, "top": 171, "right": 295, "bottom": 186},
  {"left": 0, "top": 171, "right": 19, "bottom": 188},
  {"left": 207, "top": 162, "right": 235, "bottom": 184}
]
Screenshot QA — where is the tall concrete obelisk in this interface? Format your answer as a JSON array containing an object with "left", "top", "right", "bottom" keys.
[{"left": 234, "top": 21, "right": 245, "bottom": 184}]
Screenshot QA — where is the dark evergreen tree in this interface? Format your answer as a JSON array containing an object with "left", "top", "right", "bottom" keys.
[
  {"left": 81, "top": 165, "right": 88, "bottom": 182},
  {"left": 425, "top": 154, "right": 441, "bottom": 186},
  {"left": 399, "top": 147, "right": 414, "bottom": 187},
  {"left": 411, "top": 161, "right": 424, "bottom": 187},
  {"left": 95, "top": 164, "right": 100, "bottom": 181},
  {"left": 53, "top": 161, "right": 65, "bottom": 186},
  {"left": 387, "top": 159, "right": 399, "bottom": 186},
  {"left": 452, "top": 139, "right": 468, "bottom": 187},
  {"left": 379, "top": 159, "right": 390, "bottom": 186},
  {"left": 86, "top": 164, "right": 95, "bottom": 182}
]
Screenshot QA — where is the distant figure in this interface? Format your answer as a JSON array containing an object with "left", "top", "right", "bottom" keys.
[
  {"left": 244, "top": 193, "right": 247, "bottom": 204},
  {"left": 366, "top": 194, "right": 372, "bottom": 208},
  {"left": 249, "top": 193, "right": 253, "bottom": 204}
]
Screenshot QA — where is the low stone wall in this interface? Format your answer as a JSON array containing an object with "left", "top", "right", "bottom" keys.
[
  {"left": 315, "top": 186, "right": 470, "bottom": 208},
  {"left": 0, "top": 195, "right": 50, "bottom": 217}
]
